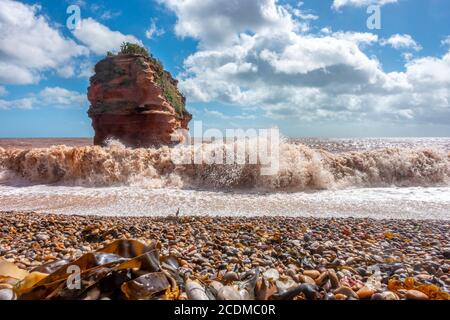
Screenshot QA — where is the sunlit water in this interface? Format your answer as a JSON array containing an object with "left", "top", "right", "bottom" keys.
[{"left": 0, "top": 185, "right": 449, "bottom": 220}]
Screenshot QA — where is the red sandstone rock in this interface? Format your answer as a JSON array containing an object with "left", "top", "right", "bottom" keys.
[{"left": 87, "top": 54, "right": 191, "bottom": 147}]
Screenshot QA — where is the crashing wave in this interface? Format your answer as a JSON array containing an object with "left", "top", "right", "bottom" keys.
[{"left": 0, "top": 140, "right": 449, "bottom": 191}]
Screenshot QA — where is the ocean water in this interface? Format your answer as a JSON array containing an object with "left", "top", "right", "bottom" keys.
[{"left": 0, "top": 138, "right": 449, "bottom": 220}]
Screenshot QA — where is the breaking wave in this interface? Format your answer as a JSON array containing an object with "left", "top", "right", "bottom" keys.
[{"left": 0, "top": 140, "right": 449, "bottom": 191}]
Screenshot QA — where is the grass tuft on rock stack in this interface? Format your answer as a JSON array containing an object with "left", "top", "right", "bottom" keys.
[{"left": 115, "top": 42, "right": 187, "bottom": 117}]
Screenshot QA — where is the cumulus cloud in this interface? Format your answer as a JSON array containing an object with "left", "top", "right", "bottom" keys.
[
  {"left": 161, "top": 0, "right": 450, "bottom": 125},
  {"left": 161, "top": 0, "right": 301, "bottom": 47},
  {"left": 442, "top": 36, "right": 450, "bottom": 47},
  {"left": 332, "top": 0, "right": 398, "bottom": 10},
  {"left": 0, "top": 87, "right": 87, "bottom": 110},
  {"left": 56, "top": 65, "right": 76, "bottom": 78},
  {"left": 381, "top": 34, "right": 422, "bottom": 51},
  {"left": 0, "top": 0, "right": 87, "bottom": 85},
  {"left": 38, "top": 87, "right": 87, "bottom": 108},
  {"left": 331, "top": 31, "right": 379, "bottom": 46},
  {"left": 72, "top": 18, "right": 142, "bottom": 55},
  {"left": 77, "top": 60, "right": 95, "bottom": 78},
  {"left": 145, "top": 18, "right": 165, "bottom": 39},
  {"left": 0, "top": 98, "right": 34, "bottom": 110}
]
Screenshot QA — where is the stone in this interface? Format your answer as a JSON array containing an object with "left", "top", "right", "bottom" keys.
[
  {"left": 217, "top": 286, "right": 242, "bottom": 300},
  {"left": 36, "top": 233, "right": 50, "bottom": 241},
  {"left": 442, "top": 249, "right": 450, "bottom": 259},
  {"left": 405, "top": 290, "right": 429, "bottom": 300},
  {"left": 223, "top": 272, "right": 239, "bottom": 282},
  {"left": 335, "top": 293, "right": 347, "bottom": 300},
  {"left": 324, "top": 293, "right": 336, "bottom": 300},
  {"left": 263, "top": 268, "right": 280, "bottom": 281},
  {"left": 380, "top": 291, "right": 399, "bottom": 300},
  {"left": 300, "top": 275, "right": 317, "bottom": 285},
  {"left": 0, "top": 288, "right": 16, "bottom": 300},
  {"left": 275, "top": 278, "right": 297, "bottom": 293},
  {"left": 328, "top": 269, "right": 340, "bottom": 288},
  {"left": 334, "top": 286, "right": 359, "bottom": 299},
  {"left": 315, "top": 272, "right": 328, "bottom": 286},
  {"left": 303, "top": 270, "right": 320, "bottom": 279},
  {"left": 88, "top": 52, "right": 191, "bottom": 147},
  {"left": 356, "top": 286, "right": 375, "bottom": 299},
  {"left": 371, "top": 293, "right": 384, "bottom": 300}
]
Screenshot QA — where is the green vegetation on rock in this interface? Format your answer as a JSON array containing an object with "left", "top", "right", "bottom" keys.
[
  {"left": 119, "top": 42, "right": 150, "bottom": 57},
  {"left": 108, "top": 42, "right": 188, "bottom": 117}
]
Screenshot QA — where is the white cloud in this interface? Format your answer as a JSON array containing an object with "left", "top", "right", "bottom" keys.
[
  {"left": 77, "top": 60, "right": 95, "bottom": 78},
  {"left": 0, "top": 87, "right": 87, "bottom": 110},
  {"left": 0, "top": 0, "right": 87, "bottom": 84},
  {"left": 0, "top": 97, "right": 34, "bottom": 110},
  {"left": 0, "top": 86, "right": 8, "bottom": 97},
  {"left": 72, "top": 18, "right": 142, "bottom": 55},
  {"left": 285, "top": 1, "right": 318, "bottom": 21},
  {"left": 162, "top": 0, "right": 450, "bottom": 125},
  {"left": 56, "top": 65, "right": 76, "bottom": 78},
  {"left": 99, "top": 11, "right": 121, "bottom": 21},
  {"left": 402, "top": 52, "right": 413, "bottom": 62},
  {"left": 0, "top": 62, "right": 37, "bottom": 85},
  {"left": 332, "top": 31, "right": 379, "bottom": 46},
  {"left": 66, "top": 0, "right": 86, "bottom": 8},
  {"left": 161, "top": 0, "right": 302, "bottom": 47},
  {"left": 442, "top": 36, "right": 450, "bottom": 47},
  {"left": 39, "top": 87, "right": 87, "bottom": 108},
  {"left": 332, "top": 0, "right": 398, "bottom": 10},
  {"left": 89, "top": 3, "right": 121, "bottom": 21},
  {"left": 145, "top": 18, "right": 165, "bottom": 39},
  {"left": 204, "top": 108, "right": 256, "bottom": 120},
  {"left": 381, "top": 34, "right": 422, "bottom": 51}
]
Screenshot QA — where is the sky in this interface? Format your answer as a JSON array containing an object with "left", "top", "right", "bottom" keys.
[{"left": 0, "top": 0, "right": 450, "bottom": 138}]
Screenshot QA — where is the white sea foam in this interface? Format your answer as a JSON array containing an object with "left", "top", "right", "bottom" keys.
[{"left": 0, "top": 184, "right": 449, "bottom": 220}]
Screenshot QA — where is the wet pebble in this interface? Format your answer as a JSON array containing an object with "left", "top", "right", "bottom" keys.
[{"left": 405, "top": 290, "right": 429, "bottom": 300}]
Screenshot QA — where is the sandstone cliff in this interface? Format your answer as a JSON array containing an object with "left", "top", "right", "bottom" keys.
[{"left": 87, "top": 51, "right": 191, "bottom": 147}]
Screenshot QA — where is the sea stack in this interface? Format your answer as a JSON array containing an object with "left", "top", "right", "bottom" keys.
[{"left": 87, "top": 43, "right": 192, "bottom": 147}]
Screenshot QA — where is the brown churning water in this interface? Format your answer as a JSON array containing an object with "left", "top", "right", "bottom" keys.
[{"left": 0, "top": 139, "right": 449, "bottom": 191}]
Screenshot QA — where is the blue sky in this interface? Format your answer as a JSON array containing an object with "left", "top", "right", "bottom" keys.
[{"left": 0, "top": 0, "right": 450, "bottom": 138}]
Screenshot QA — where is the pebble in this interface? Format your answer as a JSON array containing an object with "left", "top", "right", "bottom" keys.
[
  {"left": 334, "top": 286, "right": 359, "bottom": 299},
  {"left": 301, "top": 275, "right": 317, "bottom": 286},
  {"left": 328, "top": 269, "right": 340, "bottom": 288},
  {"left": 223, "top": 272, "right": 239, "bottom": 282},
  {"left": 405, "top": 290, "right": 429, "bottom": 300},
  {"left": 0, "top": 212, "right": 449, "bottom": 301},
  {"left": 263, "top": 268, "right": 280, "bottom": 281},
  {"left": 0, "top": 288, "right": 16, "bottom": 301},
  {"left": 217, "top": 286, "right": 242, "bottom": 300},
  {"left": 443, "top": 249, "right": 450, "bottom": 259},
  {"left": 36, "top": 233, "right": 50, "bottom": 241},
  {"left": 356, "top": 286, "right": 374, "bottom": 299},
  {"left": 315, "top": 272, "right": 328, "bottom": 286},
  {"left": 379, "top": 291, "right": 399, "bottom": 300},
  {"left": 303, "top": 270, "right": 320, "bottom": 279}
]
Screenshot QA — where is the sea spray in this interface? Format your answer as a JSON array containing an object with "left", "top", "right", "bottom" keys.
[{"left": 0, "top": 140, "right": 448, "bottom": 191}]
